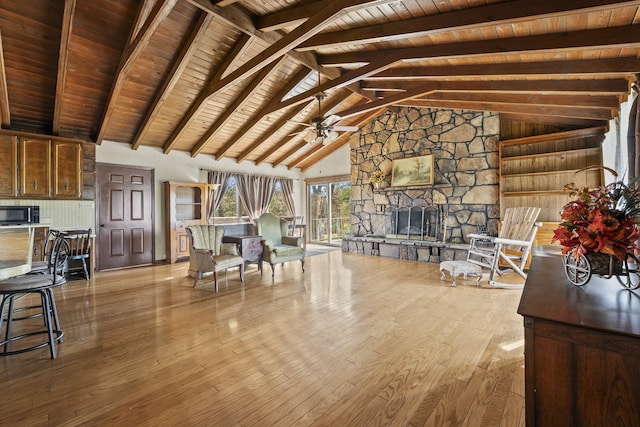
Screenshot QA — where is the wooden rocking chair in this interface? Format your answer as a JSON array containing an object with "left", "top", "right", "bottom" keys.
[{"left": 467, "top": 207, "right": 542, "bottom": 289}]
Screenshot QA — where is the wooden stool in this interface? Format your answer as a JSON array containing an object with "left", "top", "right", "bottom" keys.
[{"left": 439, "top": 260, "right": 483, "bottom": 287}]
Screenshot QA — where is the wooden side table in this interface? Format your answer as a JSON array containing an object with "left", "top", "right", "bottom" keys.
[{"left": 222, "top": 235, "right": 263, "bottom": 274}]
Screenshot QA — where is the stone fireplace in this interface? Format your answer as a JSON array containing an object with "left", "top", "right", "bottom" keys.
[{"left": 344, "top": 107, "right": 500, "bottom": 262}]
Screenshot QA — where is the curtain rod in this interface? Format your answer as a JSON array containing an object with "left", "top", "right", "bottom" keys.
[{"left": 199, "top": 168, "right": 300, "bottom": 180}]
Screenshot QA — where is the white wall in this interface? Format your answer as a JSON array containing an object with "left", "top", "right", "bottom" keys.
[
  {"left": 303, "top": 144, "right": 351, "bottom": 179},
  {"left": 96, "top": 141, "right": 304, "bottom": 261},
  {"left": 603, "top": 92, "right": 635, "bottom": 184}
]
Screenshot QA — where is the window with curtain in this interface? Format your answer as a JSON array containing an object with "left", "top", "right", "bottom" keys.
[
  {"left": 268, "top": 181, "right": 288, "bottom": 217},
  {"left": 214, "top": 175, "right": 248, "bottom": 221}
]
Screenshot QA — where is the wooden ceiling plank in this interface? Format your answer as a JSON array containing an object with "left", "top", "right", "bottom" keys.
[
  {"left": 255, "top": 0, "right": 398, "bottom": 32},
  {"left": 254, "top": 94, "right": 347, "bottom": 165},
  {"left": 129, "top": 0, "right": 157, "bottom": 44},
  {"left": 220, "top": 67, "right": 312, "bottom": 161},
  {"left": 185, "top": 0, "right": 340, "bottom": 81},
  {"left": 270, "top": 141, "right": 310, "bottom": 168},
  {"left": 268, "top": 56, "right": 401, "bottom": 116},
  {"left": 318, "top": 25, "right": 640, "bottom": 67},
  {"left": 95, "top": 0, "right": 177, "bottom": 144},
  {"left": 369, "top": 57, "right": 640, "bottom": 79},
  {"left": 132, "top": 11, "right": 214, "bottom": 150},
  {"left": 298, "top": 108, "right": 387, "bottom": 171},
  {"left": 255, "top": 1, "right": 324, "bottom": 32},
  {"left": 193, "top": 56, "right": 286, "bottom": 158},
  {"left": 238, "top": 104, "right": 310, "bottom": 163},
  {"left": 298, "top": 0, "right": 640, "bottom": 51},
  {"left": 203, "top": 0, "right": 380, "bottom": 102},
  {"left": 0, "top": 31, "right": 11, "bottom": 127},
  {"left": 162, "top": 33, "right": 252, "bottom": 154},
  {"left": 212, "top": 0, "right": 241, "bottom": 7},
  {"left": 52, "top": 0, "right": 76, "bottom": 135}
]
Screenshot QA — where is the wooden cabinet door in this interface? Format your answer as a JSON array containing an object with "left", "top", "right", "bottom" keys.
[
  {"left": 19, "top": 137, "right": 51, "bottom": 198},
  {"left": 0, "top": 135, "right": 17, "bottom": 197},
  {"left": 53, "top": 141, "right": 82, "bottom": 199}
]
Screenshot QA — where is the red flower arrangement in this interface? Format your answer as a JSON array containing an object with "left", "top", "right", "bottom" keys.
[{"left": 553, "top": 180, "right": 640, "bottom": 261}]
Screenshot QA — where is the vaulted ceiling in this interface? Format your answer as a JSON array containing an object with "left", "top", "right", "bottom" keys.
[{"left": 0, "top": 0, "right": 638, "bottom": 171}]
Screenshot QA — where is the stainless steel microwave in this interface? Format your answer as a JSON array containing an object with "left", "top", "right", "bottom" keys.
[{"left": 0, "top": 206, "right": 40, "bottom": 225}]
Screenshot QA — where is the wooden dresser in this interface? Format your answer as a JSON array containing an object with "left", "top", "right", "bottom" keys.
[{"left": 518, "top": 255, "right": 640, "bottom": 426}]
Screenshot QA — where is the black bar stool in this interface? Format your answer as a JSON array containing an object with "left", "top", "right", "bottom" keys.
[{"left": 0, "top": 235, "right": 69, "bottom": 359}]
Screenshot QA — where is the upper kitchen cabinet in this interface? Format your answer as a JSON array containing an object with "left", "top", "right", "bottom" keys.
[
  {"left": 53, "top": 141, "right": 82, "bottom": 199},
  {"left": 19, "top": 137, "right": 51, "bottom": 198},
  {"left": 0, "top": 135, "right": 17, "bottom": 197}
]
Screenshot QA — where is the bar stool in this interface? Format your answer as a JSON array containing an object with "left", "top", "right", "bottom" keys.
[{"left": 0, "top": 235, "right": 69, "bottom": 359}]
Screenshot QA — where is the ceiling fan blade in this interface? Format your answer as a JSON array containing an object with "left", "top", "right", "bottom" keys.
[
  {"left": 332, "top": 125, "right": 359, "bottom": 132},
  {"left": 323, "top": 115, "right": 341, "bottom": 126}
]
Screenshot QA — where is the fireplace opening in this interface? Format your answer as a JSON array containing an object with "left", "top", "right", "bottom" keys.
[{"left": 387, "top": 205, "right": 448, "bottom": 242}]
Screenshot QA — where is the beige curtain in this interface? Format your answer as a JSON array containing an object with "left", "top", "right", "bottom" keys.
[
  {"left": 236, "top": 174, "right": 276, "bottom": 221},
  {"left": 279, "top": 178, "right": 296, "bottom": 216},
  {"left": 207, "top": 171, "right": 233, "bottom": 220}
]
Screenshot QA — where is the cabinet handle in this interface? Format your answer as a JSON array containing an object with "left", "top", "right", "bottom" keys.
[
  {"left": 34, "top": 180, "right": 38, "bottom": 190},
  {"left": 65, "top": 181, "right": 69, "bottom": 191},
  {"left": 0, "top": 179, "right": 2, "bottom": 188}
]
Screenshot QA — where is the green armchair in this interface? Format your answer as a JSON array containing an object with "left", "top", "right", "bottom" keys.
[
  {"left": 186, "top": 225, "right": 244, "bottom": 292},
  {"left": 254, "top": 213, "right": 305, "bottom": 278}
]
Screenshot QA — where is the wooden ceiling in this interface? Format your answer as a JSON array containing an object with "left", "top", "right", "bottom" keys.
[{"left": 0, "top": 0, "right": 638, "bottom": 171}]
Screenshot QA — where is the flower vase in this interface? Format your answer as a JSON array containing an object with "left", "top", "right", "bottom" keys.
[{"left": 373, "top": 182, "right": 381, "bottom": 190}]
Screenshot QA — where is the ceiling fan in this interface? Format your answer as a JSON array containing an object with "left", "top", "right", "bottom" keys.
[{"left": 293, "top": 92, "right": 359, "bottom": 145}]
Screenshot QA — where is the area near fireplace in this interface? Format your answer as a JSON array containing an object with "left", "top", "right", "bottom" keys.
[{"left": 345, "top": 107, "right": 500, "bottom": 263}]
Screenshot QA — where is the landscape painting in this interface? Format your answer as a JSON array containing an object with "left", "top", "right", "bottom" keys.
[{"left": 391, "top": 154, "right": 434, "bottom": 186}]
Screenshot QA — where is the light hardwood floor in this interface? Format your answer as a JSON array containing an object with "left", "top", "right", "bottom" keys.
[{"left": 0, "top": 251, "right": 526, "bottom": 426}]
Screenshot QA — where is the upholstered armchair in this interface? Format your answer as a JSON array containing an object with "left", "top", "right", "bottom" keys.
[
  {"left": 186, "top": 225, "right": 244, "bottom": 292},
  {"left": 254, "top": 213, "right": 305, "bottom": 278}
]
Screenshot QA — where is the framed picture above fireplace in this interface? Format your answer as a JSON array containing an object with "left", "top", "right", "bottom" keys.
[{"left": 391, "top": 154, "right": 434, "bottom": 186}]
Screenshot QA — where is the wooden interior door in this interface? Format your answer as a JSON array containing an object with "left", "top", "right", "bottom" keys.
[{"left": 96, "top": 163, "right": 154, "bottom": 271}]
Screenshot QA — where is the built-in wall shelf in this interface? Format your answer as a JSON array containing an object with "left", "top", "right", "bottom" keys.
[{"left": 500, "top": 126, "right": 606, "bottom": 222}]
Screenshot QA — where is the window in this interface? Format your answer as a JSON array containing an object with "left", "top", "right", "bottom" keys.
[
  {"left": 215, "top": 176, "right": 247, "bottom": 220},
  {"left": 268, "top": 181, "right": 288, "bottom": 217}
]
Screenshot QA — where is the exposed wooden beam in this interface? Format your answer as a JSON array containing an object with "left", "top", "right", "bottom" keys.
[
  {"left": 185, "top": 0, "right": 340, "bottom": 81},
  {"left": 132, "top": 11, "right": 214, "bottom": 150},
  {"left": 164, "top": 0, "right": 359, "bottom": 153},
  {"left": 162, "top": 33, "right": 253, "bottom": 154},
  {"left": 422, "top": 92, "right": 621, "bottom": 109},
  {"left": 500, "top": 113, "right": 608, "bottom": 128},
  {"left": 336, "top": 86, "right": 439, "bottom": 119},
  {"left": 255, "top": 1, "right": 324, "bottom": 31},
  {"left": 211, "top": 0, "right": 240, "bottom": 6},
  {"left": 369, "top": 57, "right": 640, "bottom": 80},
  {"left": 192, "top": 56, "right": 286, "bottom": 158},
  {"left": 360, "top": 79, "right": 631, "bottom": 96},
  {"left": 297, "top": 0, "right": 640, "bottom": 51},
  {"left": 204, "top": 0, "right": 376, "bottom": 100},
  {"left": 235, "top": 104, "right": 308, "bottom": 163},
  {"left": 298, "top": 108, "right": 386, "bottom": 171},
  {"left": 256, "top": 94, "right": 346, "bottom": 166},
  {"left": 219, "top": 67, "right": 312, "bottom": 161},
  {"left": 0, "top": 31, "right": 11, "bottom": 127},
  {"left": 52, "top": 0, "right": 75, "bottom": 135},
  {"left": 318, "top": 26, "right": 640, "bottom": 67},
  {"left": 399, "top": 99, "right": 613, "bottom": 121},
  {"left": 267, "top": 57, "right": 400, "bottom": 115},
  {"left": 95, "top": 0, "right": 177, "bottom": 144}
]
